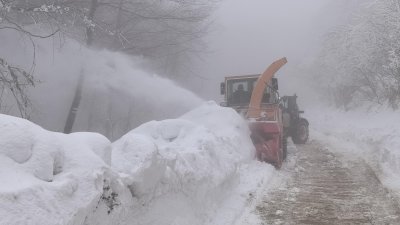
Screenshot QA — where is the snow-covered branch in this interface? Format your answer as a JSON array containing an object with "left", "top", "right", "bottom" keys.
[
  {"left": 313, "top": 0, "right": 400, "bottom": 110},
  {"left": 0, "top": 58, "right": 36, "bottom": 118}
]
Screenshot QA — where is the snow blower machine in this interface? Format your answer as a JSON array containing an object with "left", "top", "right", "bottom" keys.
[{"left": 220, "top": 58, "right": 309, "bottom": 168}]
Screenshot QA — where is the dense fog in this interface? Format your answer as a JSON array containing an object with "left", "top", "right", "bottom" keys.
[
  {"left": 1, "top": 0, "right": 399, "bottom": 139},
  {"left": 190, "top": 0, "right": 363, "bottom": 105}
]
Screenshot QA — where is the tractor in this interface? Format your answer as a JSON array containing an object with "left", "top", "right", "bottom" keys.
[
  {"left": 220, "top": 58, "right": 309, "bottom": 168},
  {"left": 281, "top": 95, "right": 309, "bottom": 144}
]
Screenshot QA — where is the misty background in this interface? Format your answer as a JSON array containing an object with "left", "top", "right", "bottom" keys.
[
  {"left": 189, "top": 0, "right": 361, "bottom": 102},
  {"left": 1, "top": 0, "right": 399, "bottom": 140}
]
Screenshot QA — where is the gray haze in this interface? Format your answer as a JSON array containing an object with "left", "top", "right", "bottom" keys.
[
  {"left": 190, "top": 0, "right": 362, "bottom": 102},
  {"left": 0, "top": 0, "right": 365, "bottom": 138}
]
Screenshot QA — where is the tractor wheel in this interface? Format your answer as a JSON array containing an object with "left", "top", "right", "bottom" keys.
[
  {"left": 293, "top": 119, "right": 309, "bottom": 144},
  {"left": 282, "top": 137, "right": 288, "bottom": 160}
]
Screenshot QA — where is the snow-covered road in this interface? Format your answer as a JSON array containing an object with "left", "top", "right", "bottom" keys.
[{"left": 239, "top": 140, "right": 400, "bottom": 225}]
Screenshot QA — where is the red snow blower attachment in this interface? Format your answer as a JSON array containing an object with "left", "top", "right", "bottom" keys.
[{"left": 220, "top": 58, "right": 308, "bottom": 169}]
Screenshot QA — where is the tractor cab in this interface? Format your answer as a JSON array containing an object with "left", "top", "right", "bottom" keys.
[{"left": 221, "top": 75, "right": 279, "bottom": 108}]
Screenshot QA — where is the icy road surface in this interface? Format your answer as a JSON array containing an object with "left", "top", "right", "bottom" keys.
[{"left": 244, "top": 140, "right": 400, "bottom": 225}]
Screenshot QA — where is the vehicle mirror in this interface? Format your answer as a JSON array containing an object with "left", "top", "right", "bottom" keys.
[{"left": 220, "top": 82, "right": 226, "bottom": 95}]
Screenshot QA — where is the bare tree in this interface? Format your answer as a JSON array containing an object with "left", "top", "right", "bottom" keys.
[
  {"left": 62, "top": 0, "right": 217, "bottom": 133},
  {"left": 313, "top": 0, "right": 400, "bottom": 110},
  {"left": 1, "top": 0, "right": 217, "bottom": 134},
  {"left": 0, "top": 58, "right": 35, "bottom": 118},
  {"left": 0, "top": 0, "right": 61, "bottom": 118}
]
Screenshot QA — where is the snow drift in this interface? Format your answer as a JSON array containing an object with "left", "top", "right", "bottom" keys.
[
  {"left": 111, "top": 101, "right": 256, "bottom": 225},
  {"left": 0, "top": 101, "right": 275, "bottom": 225},
  {"left": 309, "top": 108, "right": 400, "bottom": 197},
  {"left": 0, "top": 113, "right": 133, "bottom": 225}
]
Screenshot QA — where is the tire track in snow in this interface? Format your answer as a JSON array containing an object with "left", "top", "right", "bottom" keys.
[{"left": 255, "top": 141, "right": 400, "bottom": 225}]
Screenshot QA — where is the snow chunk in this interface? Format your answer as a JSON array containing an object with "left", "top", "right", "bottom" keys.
[
  {"left": 112, "top": 101, "right": 256, "bottom": 224},
  {"left": 0, "top": 114, "right": 129, "bottom": 225},
  {"left": 0, "top": 114, "right": 64, "bottom": 181}
]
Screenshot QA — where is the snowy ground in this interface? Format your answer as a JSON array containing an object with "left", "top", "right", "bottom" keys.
[
  {"left": 0, "top": 113, "right": 122, "bottom": 225},
  {"left": 238, "top": 140, "right": 400, "bottom": 224},
  {"left": 110, "top": 101, "right": 276, "bottom": 225},
  {"left": 2, "top": 97, "right": 398, "bottom": 225},
  {"left": 307, "top": 107, "right": 400, "bottom": 199},
  {"left": 235, "top": 107, "right": 400, "bottom": 224},
  {"left": 0, "top": 101, "right": 277, "bottom": 225},
  {"left": 234, "top": 141, "right": 297, "bottom": 225}
]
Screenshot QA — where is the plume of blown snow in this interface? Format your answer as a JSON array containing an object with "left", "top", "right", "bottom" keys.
[{"left": 0, "top": 30, "right": 203, "bottom": 139}]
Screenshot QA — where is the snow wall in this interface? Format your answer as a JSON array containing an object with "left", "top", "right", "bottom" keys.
[{"left": 0, "top": 101, "right": 269, "bottom": 225}]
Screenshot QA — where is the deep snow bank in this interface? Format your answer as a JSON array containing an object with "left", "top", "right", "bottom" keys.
[
  {"left": 0, "top": 101, "right": 276, "bottom": 225},
  {"left": 0, "top": 114, "right": 133, "bottom": 225},
  {"left": 308, "top": 108, "right": 400, "bottom": 196},
  {"left": 112, "top": 101, "right": 259, "bottom": 225}
]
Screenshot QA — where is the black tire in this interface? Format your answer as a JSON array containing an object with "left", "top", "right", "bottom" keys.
[
  {"left": 282, "top": 136, "right": 288, "bottom": 160},
  {"left": 292, "top": 119, "right": 309, "bottom": 144}
]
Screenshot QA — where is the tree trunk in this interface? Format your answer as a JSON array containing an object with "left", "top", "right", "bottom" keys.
[
  {"left": 85, "top": 0, "right": 98, "bottom": 46},
  {"left": 63, "top": 69, "right": 84, "bottom": 133},
  {"left": 63, "top": 0, "right": 98, "bottom": 133}
]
